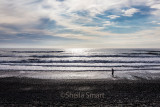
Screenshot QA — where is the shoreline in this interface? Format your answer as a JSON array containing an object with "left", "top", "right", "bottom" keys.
[
  {"left": 1, "top": 70, "right": 160, "bottom": 80},
  {"left": 1, "top": 76, "right": 160, "bottom": 83}
]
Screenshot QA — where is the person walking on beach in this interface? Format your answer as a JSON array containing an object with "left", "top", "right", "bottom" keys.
[{"left": 112, "top": 68, "right": 114, "bottom": 77}]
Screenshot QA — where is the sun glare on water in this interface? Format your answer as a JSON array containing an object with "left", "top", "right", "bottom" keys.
[{"left": 66, "top": 48, "right": 89, "bottom": 55}]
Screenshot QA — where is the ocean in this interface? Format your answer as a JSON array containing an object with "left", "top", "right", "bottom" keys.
[{"left": 0, "top": 48, "right": 160, "bottom": 80}]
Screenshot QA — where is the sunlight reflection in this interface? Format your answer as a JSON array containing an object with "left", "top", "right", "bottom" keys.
[{"left": 66, "top": 48, "right": 90, "bottom": 55}]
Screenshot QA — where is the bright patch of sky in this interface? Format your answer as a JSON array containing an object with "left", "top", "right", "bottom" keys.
[{"left": 0, "top": 0, "right": 160, "bottom": 48}]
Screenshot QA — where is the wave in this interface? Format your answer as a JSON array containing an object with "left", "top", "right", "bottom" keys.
[
  {"left": 1, "top": 59, "right": 160, "bottom": 63},
  {"left": 122, "top": 52, "right": 160, "bottom": 56},
  {"left": 1, "top": 68, "right": 160, "bottom": 72},
  {"left": 1, "top": 63, "right": 160, "bottom": 68},
  {"left": 11, "top": 51, "right": 64, "bottom": 53},
  {"left": 1, "top": 55, "right": 160, "bottom": 58}
]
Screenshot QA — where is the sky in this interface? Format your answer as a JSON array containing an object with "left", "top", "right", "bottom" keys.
[{"left": 0, "top": 0, "right": 160, "bottom": 48}]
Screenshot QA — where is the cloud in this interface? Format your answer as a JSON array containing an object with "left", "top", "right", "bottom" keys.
[
  {"left": 150, "top": 4, "right": 160, "bottom": 16},
  {"left": 103, "top": 21, "right": 114, "bottom": 26},
  {"left": 63, "top": 0, "right": 128, "bottom": 16},
  {"left": 95, "top": 27, "right": 160, "bottom": 48},
  {"left": 150, "top": 21, "right": 160, "bottom": 25},
  {"left": 0, "top": 0, "right": 160, "bottom": 48},
  {"left": 56, "top": 33, "right": 97, "bottom": 40},
  {"left": 122, "top": 8, "right": 140, "bottom": 17},
  {"left": 107, "top": 15, "right": 120, "bottom": 19},
  {"left": 150, "top": 4, "right": 160, "bottom": 9}
]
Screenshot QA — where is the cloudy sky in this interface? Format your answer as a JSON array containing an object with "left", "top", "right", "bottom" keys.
[{"left": 0, "top": 0, "right": 160, "bottom": 48}]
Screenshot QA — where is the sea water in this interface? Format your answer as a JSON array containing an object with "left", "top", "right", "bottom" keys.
[{"left": 0, "top": 48, "right": 160, "bottom": 80}]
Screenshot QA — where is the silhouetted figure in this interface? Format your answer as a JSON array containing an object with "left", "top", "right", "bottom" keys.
[{"left": 112, "top": 68, "right": 114, "bottom": 77}]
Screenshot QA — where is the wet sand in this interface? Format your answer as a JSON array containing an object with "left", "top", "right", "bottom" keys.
[{"left": 0, "top": 77, "right": 160, "bottom": 106}]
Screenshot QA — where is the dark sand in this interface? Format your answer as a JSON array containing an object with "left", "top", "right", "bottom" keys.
[{"left": 0, "top": 77, "right": 160, "bottom": 106}]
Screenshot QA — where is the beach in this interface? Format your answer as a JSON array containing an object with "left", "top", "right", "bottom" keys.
[
  {"left": 1, "top": 0, "right": 160, "bottom": 105},
  {"left": 0, "top": 77, "right": 160, "bottom": 106},
  {"left": 0, "top": 48, "right": 160, "bottom": 106}
]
